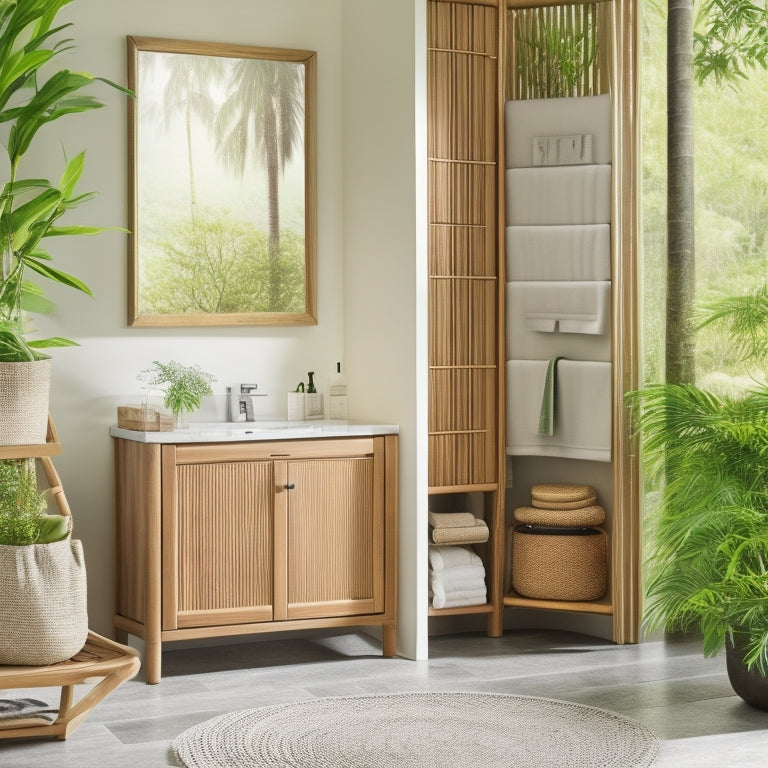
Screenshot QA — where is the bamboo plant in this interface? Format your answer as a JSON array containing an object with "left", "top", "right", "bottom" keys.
[
  {"left": 0, "top": 0, "right": 130, "bottom": 362},
  {"left": 630, "top": 286, "right": 768, "bottom": 674}
]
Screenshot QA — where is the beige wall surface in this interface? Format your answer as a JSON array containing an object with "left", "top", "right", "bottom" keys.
[{"left": 19, "top": 0, "right": 425, "bottom": 656}]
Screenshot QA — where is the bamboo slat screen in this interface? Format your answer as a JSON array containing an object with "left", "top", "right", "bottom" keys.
[
  {"left": 428, "top": 0, "right": 499, "bottom": 489},
  {"left": 505, "top": 1, "right": 612, "bottom": 101}
]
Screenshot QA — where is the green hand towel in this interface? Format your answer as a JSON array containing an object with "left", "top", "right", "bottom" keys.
[{"left": 538, "top": 356, "right": 565, "bottom": 436}]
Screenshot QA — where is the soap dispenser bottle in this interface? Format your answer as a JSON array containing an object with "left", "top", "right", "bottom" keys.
[{"left": 328, "top": 362, "right": 348, "bottom": 419}]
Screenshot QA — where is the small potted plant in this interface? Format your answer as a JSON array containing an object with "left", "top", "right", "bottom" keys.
[
  {"left": 0, "top": 457, "right": 86, "bottom": 665},
  {"left": 629, "top": 285, "right": 768, "bottom": 709},
  {"left": 0, "top": 0, "right": 131, "bottom": 444},
  {"left": 139, "top": 360, "right": 216, "bottom": 428}
]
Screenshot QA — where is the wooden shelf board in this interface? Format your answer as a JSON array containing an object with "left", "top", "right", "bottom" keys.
[
  {"left": 0, "top": 416, "right": 62, "bottom": 459},
  {"left": 429, "top": 603, "right": 494, "bottom": 617},
  {"left": 503, "top": 592, "right": 613, "bottom": 615},
  {"left": 429, "top": 484, "right": 498, "bottom": 495}
]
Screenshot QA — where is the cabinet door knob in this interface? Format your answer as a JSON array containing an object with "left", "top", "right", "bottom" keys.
[{"left": 284, "top": 483, "right": 296, "bottom": 490}]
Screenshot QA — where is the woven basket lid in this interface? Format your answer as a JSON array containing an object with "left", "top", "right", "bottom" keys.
[
  {"left": 531, "top": 495, "right": 598, "bottom": 510},
  {"left": 514, "top": 504, "right": 606, "bottom": 527},
  {"left": 530, "top": 483, "right": 596, "bottom": 505}
]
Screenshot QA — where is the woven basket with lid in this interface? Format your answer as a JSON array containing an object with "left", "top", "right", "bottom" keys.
[{"left": 511, "top": 524, "right": 607, "bottom": 601}]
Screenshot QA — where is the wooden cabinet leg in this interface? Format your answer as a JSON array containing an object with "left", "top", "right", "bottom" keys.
[
  {"left": 144, "top": 635, "right": 161, "bottom": 685},
  {"left": 381, "top": 623, "right": 397, "bottom": 657},
  {"left": 487, "top": 610, "right": 503, "bottom": 638}
]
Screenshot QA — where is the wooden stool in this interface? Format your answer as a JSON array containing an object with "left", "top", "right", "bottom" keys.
[{"left": 0, "top": 631, "right": 140, "bottom": 740}]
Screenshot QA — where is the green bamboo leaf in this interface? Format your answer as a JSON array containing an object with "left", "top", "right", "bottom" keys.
[
  {"left": 0, "top": 49, "right": 53, "bottom": 108},
  {"left": 8, "top": 187, "right": 60, "bottom": 250},
  {"left": 34, "top": 1, "right": 75, "bottom": 39},
  {"left": 59, "top": 151, "right": 85, "bottom": 198},
  {"left": 20, "top": 287, "right": 57, "bottom": 315},
  {"left": 46, "top": 225, "right": 126, "bottom": 237},
  {"left": 23, "top": 259, "right": 93, "bottom": 295},
  {"left": 0, "top": 178, "right": 52, "bottom": 197},
  {"left": 61, "top": 191, "right": 97, "bottom": 209},
  {"left": 9, "top": 70, "right": 103, "bottom": 161},
  {"left": 27, "top": 336, "right": 78, "bottom": 349},
  {"left": 95, "top": 76, "right": 135, "bottom": 98}
]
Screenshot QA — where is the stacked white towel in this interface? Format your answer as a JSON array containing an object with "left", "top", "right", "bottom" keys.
[{"left": 428, "top": 546, "right": 487, "bottom": 609}]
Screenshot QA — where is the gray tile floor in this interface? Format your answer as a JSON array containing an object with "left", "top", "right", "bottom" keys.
[{"left": 1, "top": 629, "right": 767, "bottom": 767}]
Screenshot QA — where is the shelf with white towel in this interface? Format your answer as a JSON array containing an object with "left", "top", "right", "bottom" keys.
[{"left": 428, "top": 543, "right": 489, "bottom": 613}]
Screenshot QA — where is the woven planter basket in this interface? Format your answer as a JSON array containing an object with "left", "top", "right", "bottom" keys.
[
  {"left": 511, "top": 524, "right": 607, "bottom": 601},
  {"left": 0, "top": 456, "right": 88, "bottom": 665},
  {"left": 0, "top": 538, "right": 88, "bottom": 665},
  {"left": 0, "top": 359, "right": 51, "bottom": 445}
]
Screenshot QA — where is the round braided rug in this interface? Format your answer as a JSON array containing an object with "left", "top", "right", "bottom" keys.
[{"left": 171, "top": 692, "right": 659, "bottom": 768}]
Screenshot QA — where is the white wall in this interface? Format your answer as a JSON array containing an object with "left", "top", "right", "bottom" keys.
[
  {"left": 341, "top": 0, "right": 429, "bottom": 660},
  {"left": 21, "top": 0, "right": 425, "bottom": 654}
]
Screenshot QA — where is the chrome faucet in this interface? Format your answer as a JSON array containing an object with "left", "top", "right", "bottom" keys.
[{"left": 227, "top": 383, "right": 262, "bottom": 421}]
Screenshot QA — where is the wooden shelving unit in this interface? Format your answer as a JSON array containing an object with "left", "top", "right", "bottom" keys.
[
  {"left": 0, "top": 422, "right": 140, "bottom": 740},
  {"left": 427, "top": 0, "right": 505, "bottom": 634},
  {"left": 427, "top": 0, "right": 641, "bottom": 644}
]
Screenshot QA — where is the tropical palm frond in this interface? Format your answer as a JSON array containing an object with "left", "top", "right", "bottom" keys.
[{"left": 698, "top": 286, "right": 768, "bottom": 363}]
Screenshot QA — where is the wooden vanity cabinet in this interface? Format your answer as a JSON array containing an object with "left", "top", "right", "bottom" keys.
[{"left": 113, "top": 434, "right": 397, "bottom": 683}]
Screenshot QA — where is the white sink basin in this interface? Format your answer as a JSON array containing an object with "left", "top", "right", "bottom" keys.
[{"left": 110, "top": 420, "right": 398, "bottom": 443}]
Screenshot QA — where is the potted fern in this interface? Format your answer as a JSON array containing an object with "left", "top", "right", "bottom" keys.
[
  {"left": 138, "top": 360, "right": 216, "bottom": 428},
  {"left": 630, "top": 286, "right": 768, "bottom": 709},
  {"left": 0, "top": 0, "right": 130, "bottom": 444}
]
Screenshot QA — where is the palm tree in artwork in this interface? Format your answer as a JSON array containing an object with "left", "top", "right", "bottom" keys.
[
  {"left": 159, "top": 53, "right": 225, "bottom": 218},
  {"left": 215, "top": 58, "right": 305, "bottom": 311}
]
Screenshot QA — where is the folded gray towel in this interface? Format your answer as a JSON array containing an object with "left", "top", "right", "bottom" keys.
[{"left": 0, "top": 698, "right": 57, "bottom": 723}]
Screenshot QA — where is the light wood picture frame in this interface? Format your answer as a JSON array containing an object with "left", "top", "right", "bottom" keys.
[{"left": 127, "top": 36, "right": 317, "bottom": 326}]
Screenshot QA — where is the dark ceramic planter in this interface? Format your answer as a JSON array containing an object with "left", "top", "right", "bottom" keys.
[{"left": 725, "top": 636, "right": 768, "bottom": 711}]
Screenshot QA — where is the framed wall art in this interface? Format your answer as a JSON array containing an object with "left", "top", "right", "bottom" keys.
[{"left": 127, "top": 36, "right": 317, "bottom": 326}]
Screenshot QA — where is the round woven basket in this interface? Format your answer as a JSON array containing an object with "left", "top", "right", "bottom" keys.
[
  {"left": 0, "top": 359, "right": 51, "bottom": 445},
  {"left": 511, "top": 524, "right": 607, "bottom": 601},
  {"left": 514, "top": 504, "right": 606, "bottom": 527},
  {"left": 530, "top": 483, "right": 596, "bottom": 510}
]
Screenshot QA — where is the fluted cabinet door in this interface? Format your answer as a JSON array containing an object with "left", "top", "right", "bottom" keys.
[
  {"left": 284, "top": 456, "right": 382, "bottom": 620},
  {"left": 168, "top": 461, "right": 274, "bottom": 629}
]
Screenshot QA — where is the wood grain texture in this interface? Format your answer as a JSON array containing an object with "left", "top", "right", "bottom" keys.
[
  {"left": 428, "top": 0, "right": 499, "bottom": 492},
  {"left": 173, "top": 461, "right": 274, "bottom": 623},
  {"left": 286, "top": 457, "right": 376, "bottom": 618},
  {"left": 113, "top": 440, "right": 160, "bottom": 624},
  {"left": 609, "top": 0, "right": 641, "bottom": 644},
  {"left": 112, "top": 434, "right": 397, "bottom": 681}
]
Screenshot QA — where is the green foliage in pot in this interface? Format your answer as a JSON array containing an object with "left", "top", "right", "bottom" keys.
[
  {"left": 138, "top": 360, "right": 216, "bottom": 422},
  {"left": 0, "top": 458, "right": 67, "bottom": 545},
  {"left": 0, "top": 0, "right": 131, "bottom": 362},
  {"left": 629, "top": 286, "right": 768, "bottom": 674}
]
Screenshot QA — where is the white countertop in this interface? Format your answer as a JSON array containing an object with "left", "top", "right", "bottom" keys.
[{"left": 110, "top": 419, "right": 399, "bottom": 444}]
